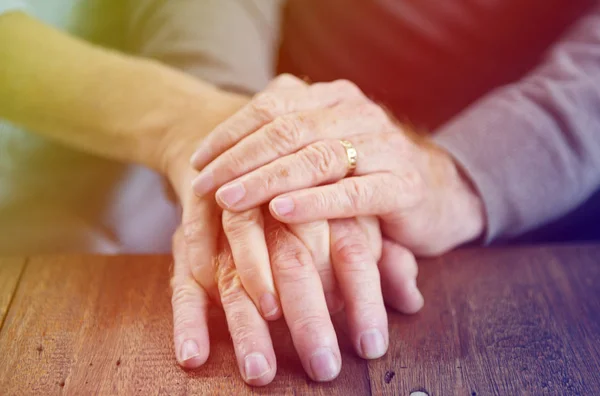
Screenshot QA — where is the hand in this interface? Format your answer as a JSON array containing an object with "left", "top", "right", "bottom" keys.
[
  {"left": 171, "top": 210, "right": 424, "bottom": 386},
  {"left": 190, "top": 76, "right": 486, "bottom": 256},
  {"left": 169, "top": 75, "right": 383, "bottom": 327},
  {"left": 163, "top": 76, "right": 422, "bottom": 386}
]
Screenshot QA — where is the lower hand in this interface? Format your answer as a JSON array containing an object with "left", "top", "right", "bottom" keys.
[{"left": 171, "top": 210, "right": 423, "bottom": 385}]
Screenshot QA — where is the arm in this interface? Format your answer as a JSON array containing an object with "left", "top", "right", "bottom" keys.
[
  {"left": 0, "top": 11, "right": 244, "bottom": 180},
  {"left": 126, "top": 0, "right": 284, "bottom": 94},
  {"left": 433, "top": 5, "right": 600, "bottom": 242}
]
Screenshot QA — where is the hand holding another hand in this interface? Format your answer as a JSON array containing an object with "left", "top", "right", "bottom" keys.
[
  {"left": 161, "top": 76, "right": 424, "bottom": 386},
  {"left": 191, "top": 75, "right": 486, "bottom": 257}
]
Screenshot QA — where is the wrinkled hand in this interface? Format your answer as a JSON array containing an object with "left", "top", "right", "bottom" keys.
[
  {"left": 191, "top": 76, "right": 486, "bottom": 256},
  {"left": 162, "top": 77, "right": 423, "bottom": 386},
  {"left": 171, "top": 210, "right": 423, "bottom": 385}
]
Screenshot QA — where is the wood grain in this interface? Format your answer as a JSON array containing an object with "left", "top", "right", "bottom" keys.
[
  {"left": 0, "top": 257, "right": 26, "bottom": 329},
  {"left": 0, "top": 246, "right": 599, "bottom": 395},
  {"left": 0, "top": 255, "right": 369, "bottom": 395},
  {"left": 368, "top": 245, "right": 600, "bottom": 396}
]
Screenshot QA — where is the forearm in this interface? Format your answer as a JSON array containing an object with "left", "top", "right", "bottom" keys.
[
  {"left": 433, "top": 5, "right": 600, "bottom": 241},
  {"left": 0, "top": 12, "right": 237, "bottom": 170}
]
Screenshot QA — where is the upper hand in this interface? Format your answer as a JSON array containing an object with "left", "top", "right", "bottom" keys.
[
  {"left": 190, "top": 76, "right": 486, "bottom": 256},
  {"left": 167, "top": 75, "right": 383, "bottom": 330}
]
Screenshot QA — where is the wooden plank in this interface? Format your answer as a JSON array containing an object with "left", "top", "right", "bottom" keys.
[
  {"left": 367, "top": 245, "right": 600, "bottom": 395},
  {"left": 0, "top": 257, "right": 26, "bottom": 329},
  {"left": 0, "top": 255, "right": 370, "bottom": 395},
  {"left": 2, "top": 246, "right": 600, "bottom": 394}
]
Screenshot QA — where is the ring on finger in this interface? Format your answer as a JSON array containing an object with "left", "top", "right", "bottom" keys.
[{"left": 339, "top": 140, "right": 358, "bottom": 177}]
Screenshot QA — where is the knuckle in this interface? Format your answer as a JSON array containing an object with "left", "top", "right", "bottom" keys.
[
  {"left": 290, "top": 314, "right": 330, "bottom": 338},
  {"left": 267, "top": 116, "right": 304, "bottom": 154},
  {"left": 217, "top": 266, "right": 245, "bottom": 307},
  {"left": 181, "top": 219, "right": 204, "bottom": 246},
  {"left": 271, "top": 243, "right": 313, "bottom": 272},
  {"left": 332, "top": 79, "right": 363, "bottom": 98},
  {"left": 273, "top": 73, "right": 304, "bottom": 88},
  {"left": 220, "top": 151, "right": 246, "bottom": 176},
  {"left": 236, "top": 263, "right": 262, "bottom": 285},
  {"left": 333, "top": 236, "right": 372, "bottom": 272},
  {"left": 311, "top": 189, "right": 338, "bottom": 214},
  {"left": 171, "top": 283, "right": 197, "bottom": 307},
  {"left": 344, "top": 179, "right": 370, "bottom": 211},
  {"left": 301, "top": 142, "right": 337, "bottom": 180},
  {"left": 222, "top": 209, "right": 263, "bottom": 235},
  {"left": 250, "top": 92, "right": 285, "bottom": 121}
]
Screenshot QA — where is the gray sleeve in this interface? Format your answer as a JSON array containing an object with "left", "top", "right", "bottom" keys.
[
  {"left": 432, "top": 5, "right": 600, "bottom": 243},
  {"left": 125, "top": 0, "right": 284, "bottom": 94}
]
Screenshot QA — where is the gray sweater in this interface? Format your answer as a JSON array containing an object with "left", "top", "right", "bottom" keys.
[{"left": 132, "top": 0, "right": 600, "bottom": 242}]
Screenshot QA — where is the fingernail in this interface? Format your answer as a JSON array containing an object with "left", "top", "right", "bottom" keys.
[
  {"left": 181, "top": 340, "right": 201, "bottom": 362},
  {"left": 360, "top": 329, "right": 387, "bottom": 359},
  {"left": 271, "top": 197, "right": 295, "bottom": 217},
  {"left": 217, "top": 182, "right": 246, "bottom": 208},
  {"left": 192, "top": 171, "right": 215, "bottom": 196},
  {"left": 244, "top": 353, "right": 271, "bottom": 380},
  {"left": 259, "top": 293, "right": 279, "bottom": 319},
  {"left": 310, "top": 348, "right": 340, "bottom": 381}
]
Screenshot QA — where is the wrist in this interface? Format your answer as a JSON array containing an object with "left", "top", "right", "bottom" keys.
[
  {"left": 157, "top": 88, "right": 249, "bottom": 199},
  {"left": 441, "top": 151, "right": 486, "bottom": 247},
  {"left": 425, "top": 143, "right": 486, "bottom": 250}
]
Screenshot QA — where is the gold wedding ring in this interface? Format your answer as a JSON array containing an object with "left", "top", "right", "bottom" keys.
[{"left": 340, "top": 140, "right": 358, "bottom": 177}]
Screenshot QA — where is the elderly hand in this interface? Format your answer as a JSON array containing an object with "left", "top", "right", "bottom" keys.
[
  {"left": 171, "top": 210, "right": 423, "bottom": 385},
  {"left": 165, "top": 76, "right": 380, "bottom": 327},
  {"left": 190, "top": 75, "right": 486, "bottom": 257},
  {"left": 163, "top": 76, "right": 423, "bottom": 386}
]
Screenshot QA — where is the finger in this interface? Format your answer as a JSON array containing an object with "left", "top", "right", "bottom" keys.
[
  {"left": 171, "top": 227, "right": 212, "bottom": 369},
  {"left": 288, "top": 221, "right": 344, "bottom": 314},
  {"left": 194, "top": 101, "right": 393, "bottom": 200},
  {"left": 190, "top": 77, "right": 362, "bottom": 173},
  {"left": 378, "top": 240, "right": 424, "bottom": 314},
  {"left": 355, "top": 216, "right": 383, "bottom": 262},
  {"left": 264, "top": 215, "right": 342, "bottom": 382},
  {"left": 216, "top": 237, "right": 277, "bottom": 386},
  {"left": 222, "top": 208, "right": 281, "bottom": 320},
  {"left": 181, "top": 196, "right": 220, "bottom": 301},
  {"left": 329, "top": 219, "right": 388, "bottom": 360},
  {"left": 270, "top": 173, "right": 422, "bottom": 223},
  {"left": 213, "top": 134, "right": 398, "bottom": 211}
]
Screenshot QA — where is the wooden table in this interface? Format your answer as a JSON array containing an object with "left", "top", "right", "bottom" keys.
[{"left": 1, "top": 245, "right": 599, "bottom": 395}]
